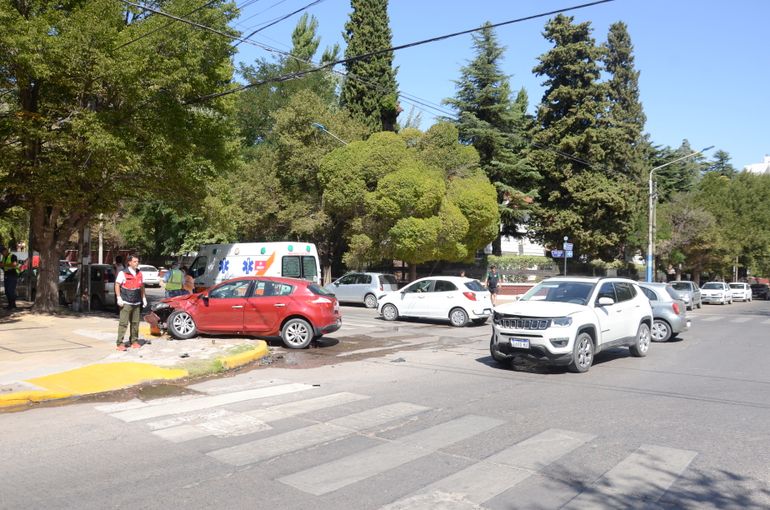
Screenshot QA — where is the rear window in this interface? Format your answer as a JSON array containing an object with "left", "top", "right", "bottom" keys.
[
  {"left": 728, "top": 283, "right": 744, "bottom": 289},
  {"left": 140, "top": 266, "right": 158, "bottom": 272},
  {"left": 670, "top": 282, "right": 690, "bottom": 291},
  {"left": 464, "top": 280, "right": 485, "bottom": 292},
  {"left": 665, "top": 286, "right": 681, "bottom": 300},
  {"left": 308, "top": 283, "right": 333, "bottom": 296},
  {"left": 379, "top": 274, "right": 398, "bottom": 285}
]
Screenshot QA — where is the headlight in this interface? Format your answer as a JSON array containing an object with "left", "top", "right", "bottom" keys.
[
  {"left": 152, "top": 302, "right": 171, "bottom": 311},
  {"left": 493, "top": 311, "right": 502, "bottom": 324},
  {"left": 551, "top": 317, "right": 573, "bottom": 327}
]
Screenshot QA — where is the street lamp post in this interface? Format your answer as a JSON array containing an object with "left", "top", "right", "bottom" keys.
[
  {"left": 646, "top": 145, "right": 714, "bottom": 282},
  {"left": 311, "top": 122, "right": 348, "bottom": 146}
]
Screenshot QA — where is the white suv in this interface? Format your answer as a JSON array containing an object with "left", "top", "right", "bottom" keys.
[{"left": 490, "top": 277, "right": 653, "bottom": 373}]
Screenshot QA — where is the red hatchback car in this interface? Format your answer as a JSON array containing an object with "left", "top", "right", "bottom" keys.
[{"left": 150, "top": 276, "right": 341, "bottom": 349}]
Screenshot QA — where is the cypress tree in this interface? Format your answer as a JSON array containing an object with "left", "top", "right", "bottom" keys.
[
  {"left": 340, "top": 0, "right": 400, "bottom": 132},
  {"left": 444, "top": 23, "right": 538, "bottom": 255}
]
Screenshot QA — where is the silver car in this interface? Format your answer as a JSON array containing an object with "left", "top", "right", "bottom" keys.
[
  {"left": 669, "top": 280, "right": 702, "bottom": 310},
  {"left": 639, "top": 282, "right": 690, "bottom": 342},
  {"left": 325, "top": 272, "right": 399, "bottom": 308}
]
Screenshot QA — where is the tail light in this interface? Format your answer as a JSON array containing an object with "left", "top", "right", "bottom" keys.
[
  {"left": 463, "top": 292, "right": 477, "bottom": 301},
  {"left": 672, "top": 302, "right": 680, "bottom": 314}
]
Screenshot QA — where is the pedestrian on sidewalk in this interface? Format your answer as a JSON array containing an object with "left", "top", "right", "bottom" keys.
[
  {"left": 181, "top": 265, "right": 195, "bottom": 295},
  {"left": 114, "top": 255, "right": 125, "bottom": 274},
  {"left": 115, "top": 255, "right": 146, "bottom": 350},
  {"left": 162, "top": 262, "right": 185, "bottom": 298},
  {"left": 486, "top": 265, "right": 499, "bottom": 306},
  {"left": 2, "top": 246, "right": 19, "bottom": 310}
]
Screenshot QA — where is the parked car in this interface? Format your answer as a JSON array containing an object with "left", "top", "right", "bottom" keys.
[
  {"left": 148, "top": 276, "right": 340, "bottom": 349},
  {"left": 324, "top": 272, "right": 399, "bottom": 308},
  {"left": 638, "top": 282, "right": 690, "bottom": 342},
  {"left": 728, "top": 282, "right": 752, "bottom": 302},
  {"left": 377, "top": 276, "right": 492, "bottom": 327},
  {"left": 139, "top": 264, "right": 161, "bottom": 287},
  {"left": 751, "top": 283, "right": 770, "bottom": 300},
  {"left": 59, "top": 260, "right": 77, "bottom": 282},
  {"left": 669, "top": 280, "right": 702, "bottom": 310},
  {"left": 489, "top": 277, "right": 653, "bottom": 373},
  {"left": 700, "top": 282, "right": 733, "bottom": 305},
  {"left": 59, "top": 264, "right": 118, "bottom": 310}
]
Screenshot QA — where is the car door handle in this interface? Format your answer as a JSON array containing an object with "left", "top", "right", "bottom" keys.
[
  {"left": 274, "top": 303, "right": 286, "bottom": 307},
  {"left": 231, "top": 305, "right": 244, "bottom": 309}
]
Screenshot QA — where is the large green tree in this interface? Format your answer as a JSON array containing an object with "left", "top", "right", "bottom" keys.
[
  {"left": 444, "top": 22, "right": 538, "bottom": 255},
  {"left": 0, "top": 0, "right": 238, "bottom": 311},
  {"left": 340, "top": 0, "right": 399, "bottom": 132},
  {"left": 529, "top": 14, "right": 637, "bottom": 261}
]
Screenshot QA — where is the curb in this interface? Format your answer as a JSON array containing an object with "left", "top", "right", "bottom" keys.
[{"left": 0, "top": 340, "right": 270, "bottom": 410}]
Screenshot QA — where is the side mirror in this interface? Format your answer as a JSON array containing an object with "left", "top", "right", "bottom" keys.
[
  {"left": 597, "top": 296, "right": 615, "bottom": 307},
  {"left": 201, "top": 294, "right": 209, "bottom": 304}
]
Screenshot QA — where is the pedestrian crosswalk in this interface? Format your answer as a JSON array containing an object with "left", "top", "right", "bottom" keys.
[
  {"left": 95, "top": 379, "right": 700, "bottom": 508},
  {"left": 690, "top": 314, "right": 770, "bottom": 325}
]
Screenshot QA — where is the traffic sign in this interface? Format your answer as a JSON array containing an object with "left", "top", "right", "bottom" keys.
[
  {"left": 551, "top": 250, "right": 564, "bottom": 258},
  {"left": 566, "top": 250, "right": 574, "bottom": 258},
  {"left": 564, "top": 242, "right": 573, "bottom": 251}
]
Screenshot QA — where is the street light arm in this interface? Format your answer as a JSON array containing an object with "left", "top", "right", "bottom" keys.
[{"left": 310, "top": 122, "right": 348, "bottom": 145}]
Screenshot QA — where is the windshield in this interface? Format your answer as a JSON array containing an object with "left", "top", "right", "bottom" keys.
[
  {"left": 464, "top": 280, "right": 486, "bottom": 292},
  {"left": 519, "top": 281, "right": 595, "bottom": 305},
  {"left": 728, "top": 283, "right": 743, "bottom": 289},
  {"left": 140, "top": 266, "right": 157, "bottom": 272},
  {"left": 670, "top": 282, "right": 690, "bottom": 291},
  {"left": 665, "top": 286, "right": 681, "bottom": 300},
  {"left": 308, "top": 283, "right": 334, "bottom": 296},
  {"left": 702, "top": 283, "right": 722, "bottom": 289}
]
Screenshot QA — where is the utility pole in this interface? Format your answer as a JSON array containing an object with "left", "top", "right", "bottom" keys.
[{"left": 563, "top": 236, "right": 568, "bottom": 276}]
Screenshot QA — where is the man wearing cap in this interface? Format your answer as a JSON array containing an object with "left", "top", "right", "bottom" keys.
[
  {"left": 114, "top": 255, "right": 147, "bottom": 350},
  {"left": 2, "top": 246, "right": 19, "bottom": 310}
]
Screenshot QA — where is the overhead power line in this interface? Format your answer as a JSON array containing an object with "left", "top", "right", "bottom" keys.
[
  {"left": 115, "top": 0, "right": 221, "bottom": 50},
  {"left": 235, "top": 0, "right": 325, "bottom": 47}
]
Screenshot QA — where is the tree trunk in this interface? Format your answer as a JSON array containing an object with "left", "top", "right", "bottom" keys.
[{"left": 409, "top": 263, "right": 417, "bottom": 282}]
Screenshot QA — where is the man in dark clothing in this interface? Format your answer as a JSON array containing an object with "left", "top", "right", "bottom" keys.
[
  {"left": 486, "top": 265, "right": 500, "bottom": 306},
  {"left": 2, "top": 246, "right": 19, "bottom": 310}
]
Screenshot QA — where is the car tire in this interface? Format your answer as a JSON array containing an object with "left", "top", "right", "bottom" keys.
[
  {"left": 629, "top": 323, "right": 651, "bottom": 357},
  {"left": 651, "top": 319, "right": 672, "bottom": 342},
  {"left": 472, "top": 317, "right": 488, "bottom": 325},
  {"left": 489, "top": 336, "right": 511, "bottom": 366},
  {"left": 382, "top": 304, "right": 399, "bottom": 321},
  {"left": 364, "top": 293, "right": 378, "bottom": 309},
  {"left": 567, "top": 332, "right": 594, "bottom": 373},
  {"left": 167, "top": 310, "right": 198, "bottom": 340},
  {"left": 449, "top": 307, "right": 469, "bottom": 327},
  {"left": 281, "top": 318, "right": 313, "bottom": 349}
]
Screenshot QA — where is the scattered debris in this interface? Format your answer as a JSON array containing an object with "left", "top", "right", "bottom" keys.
[
  {"left": 391, "top": 357, "right": 406, "bottom": 363},
  {"left": 180, "top": 353, "right": 190, "bottom": 358}
]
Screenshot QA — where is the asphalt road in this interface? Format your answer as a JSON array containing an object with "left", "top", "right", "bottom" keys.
[{"left": 3, "top": 300, "right": 770, "bottom": 509}]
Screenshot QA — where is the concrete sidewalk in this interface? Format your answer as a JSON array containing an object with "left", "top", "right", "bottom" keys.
[{"left": 0, "top": 303, "right": 269, "bottom": 410}]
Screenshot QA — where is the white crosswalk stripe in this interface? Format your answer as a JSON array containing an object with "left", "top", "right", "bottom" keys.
[
  {"left": 381, "top": 428, "right": 595, "bottom": 509},
  {"left": 208, "top": 402, "right": 429, "bottom": 466},
  {"left": 763, "top": 319, "right": 770, "bottom": 325},
  {"left": 107, "top": 383, "right": 316, "bottom": 423},
  {"left": 562, "top": 444, "right": 697, "bottom": 509},
  {"left": 730, "top": 317, "right": 752, "bottom": 323},
  {"left": 699, "top": 316, "right": 724, "bottom": 322},
  {"left": 277, "top": 414, "right": 504, "bottom": 496}
]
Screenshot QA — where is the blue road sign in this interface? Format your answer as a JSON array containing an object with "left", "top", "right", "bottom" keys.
[
  {"left": 564, "top": 242, "right": 573, "bottom": 251},
  {"left": 551, "top": 250, "right": 564, "bottom": 258},
  {"left": 566, "top": 250, "right": 574, "bottom": 258}
]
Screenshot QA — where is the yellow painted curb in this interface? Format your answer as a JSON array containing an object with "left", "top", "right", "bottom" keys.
[
  {"left": 25, "top": 362, "right": 188, "bottom": 395},
  {"left": 0, "top": 390, "right": 73, "bottom": 408},
  {"left": 219, "top": 341, "right": 269, "bottom": 370},
  {"left": 139, "top": 323, "right": 152, "bottom": 336}
]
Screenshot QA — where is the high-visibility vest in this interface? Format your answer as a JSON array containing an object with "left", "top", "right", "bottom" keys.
[
  {"left": 2, "top": 254, "right": 17, "bottom": 276},
  {"left": 119, "top": 269, "right": 143, "bottom": 303},
  {"left": 165, "top": 269, "right": 184, "bottom": 291}
]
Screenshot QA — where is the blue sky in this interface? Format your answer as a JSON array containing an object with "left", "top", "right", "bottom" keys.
[{"left": 232, "top": 0, "right": 769, "bottom": 169}]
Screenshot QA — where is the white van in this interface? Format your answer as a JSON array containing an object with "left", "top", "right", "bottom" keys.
[{"left": 189, "top": 242, "right": 321, "bottom": 291}]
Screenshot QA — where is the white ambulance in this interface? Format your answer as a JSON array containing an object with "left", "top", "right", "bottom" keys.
[{"left": 188, "top": 242, "right": 321, "bottom": 291}]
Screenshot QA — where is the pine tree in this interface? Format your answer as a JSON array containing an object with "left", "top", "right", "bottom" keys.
[
  {"left": 706, "top": 150, "right": 737, "bottom": 177},
  {"left": 444, "top": 23, "right": 538, "bottom": 255},
  {"left": 530, "top": 14, "right": 636, "bottom": 261},
  {"left": 340, "top": 0, "right": 400, "bottom": 132}
]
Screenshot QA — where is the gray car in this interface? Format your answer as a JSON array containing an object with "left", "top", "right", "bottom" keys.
[
  {"left": 325, "top": 272, "right": 399, "bottom": 308},
  {"left": 669, "top": 280, "right": 702, "bottom": 310},
  {"left": 639, "top": 282, "right": 691, "bottom": 342}
]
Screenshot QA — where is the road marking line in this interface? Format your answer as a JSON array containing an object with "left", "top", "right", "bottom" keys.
[
  {"left": 562, "top": 444, "right": 697, "bottom": 509},
  {"left": 277, "top": 415, "right": 504, "bottom": 496},
  {"left": 762, "top": 319, "right": 770, "bottom": 325},
  {"left": 208, "top": 402, "right": 430, "bottom": 467},
  {"left": 337, "top": 339, "right": 425, "bottom": 357},
  {"left": 381, "top": 428, "right": 595, "bottom": 509},
  {"left": 244, "top": 392, "right": 370, "bottom": 422},
  {"left": 699, "top": 316, "right": 723, "bottom": 322},
  {"left": 109, "top": 383, "right": 315, "bottom": 422},
  {"left": 731, "top": 317, "right": 752, "bottom": 323},
  {"left": 188, "top": 378, "right": 293, "bottom": 395}
]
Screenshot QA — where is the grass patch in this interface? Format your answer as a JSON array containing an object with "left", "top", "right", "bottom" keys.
[
  {"left": 182, "top": 358, "right": 226, "bottom": 378},
  {"left": 227, "top": 343, "right": 259, "bottom": 355}
]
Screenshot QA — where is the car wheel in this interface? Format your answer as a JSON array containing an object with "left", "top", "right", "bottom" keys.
[
  {"left": 382, "top": 304, "right": 399, "bottom": 321},
  {"left": 281, "top": 318, "right": 313, "bottom": 349},
  {"left": 449, "top": 307, "right": 469, "bottom": 327},
  {"left": 630, "top": 323, "right": 651, "bottom": 357},
  {"left": 567, "top": 332, "right": 594, "bottom": 373},
  {"left": 167, "top": 310, "right": 198, "bottom": 340},
  {"left": 489, "top": 336, "right": 511, "bottom": 366},
  {"left": 364, "top": 293, "right": 378, "bottom": 309},
  {"left": 472, "top": 317, "right": 488, "bottom": 325},
  {"left": 651, "top": 319, "right": 672, "bottom": 342}
]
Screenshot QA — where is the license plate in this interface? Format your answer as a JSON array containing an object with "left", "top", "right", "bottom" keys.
[{"left": 510, "top": 338, "right": 530, "bottom": 349}]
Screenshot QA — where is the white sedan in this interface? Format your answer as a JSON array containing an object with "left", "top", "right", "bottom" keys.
[
  {"left": 377, "top": 276, "right": 493, "bottom": 327},
  {"left": 728, "top": 282, "right": 752, "bottom": 302},
  {"left": 138, "top": 264, "right": 161, "bottom": 287}
]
